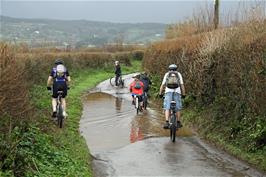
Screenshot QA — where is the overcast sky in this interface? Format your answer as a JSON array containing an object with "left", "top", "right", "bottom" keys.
[{"left": 1, "top": 1, "right": 265, "bottom": 23}]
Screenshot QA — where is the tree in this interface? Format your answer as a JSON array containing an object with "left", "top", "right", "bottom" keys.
[{"left": 214, "top": 0, "right": 219, "bottom": 29}]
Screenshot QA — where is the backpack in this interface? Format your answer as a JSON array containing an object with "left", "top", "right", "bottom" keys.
[
  {"left": 165, "top": 71, "right": 180, "bottom": 89},
  {"left": 134, "top": 81, "right": 142, "bottom": 89},
  {"left": 140, "top": 78, "right": 149, "bottom": 91},
  {"left": 53, "top": 64, "right": 66, "bottom": 81}
]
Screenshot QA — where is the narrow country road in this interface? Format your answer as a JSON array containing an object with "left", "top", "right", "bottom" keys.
[{"left": 80, "top": 74, "right": 265, "bottom": 177}]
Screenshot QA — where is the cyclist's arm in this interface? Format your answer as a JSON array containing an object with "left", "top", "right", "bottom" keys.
[
  {"left": 47, "top": 76, "right": 53, "bottom": 87},
  {"left": 181, "top": 84, "right": 185, "bottom": 96},
  {"left": 67, "top": 76, "right": 71, "bottom": 82},
  {"left": 67, "top": 76, "right": 71, "bottom": 87},
  {"left": 159, "top": 84, "right": 165, "bottom": 95},
  {"left": 159, "top": 74, "right": 167, "bottom": 95},
  {"left": 178, "top": 73, "right": 185, "bottom": 96},
  {"left": 65, "top": 69, "right": 71, "bottom": 85}
]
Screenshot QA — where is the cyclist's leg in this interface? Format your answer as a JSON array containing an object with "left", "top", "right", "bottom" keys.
[
  {"left": 163, "top": 92, "right": 171, "bottom": 128},
  {"left": 52, "top": 84, "right": 58, "bottom": 117},
  {"left": 61, "top": 83, "right": 68, "bottom": 117},
  {"left": 164, "top": 92, "right": 172, "bottom": 121},
  {"left": 115, "top": 74, "right": 119, "bottom": 86},
  {"left": 131, "top": 93, "right": 136, "bottom": 105},
  {"left": 174, "top": 93, "right": 182, "bottom": 127},
  {"left": 165, "top": 110, "right": 170, "bottom": 121},
  {"left": 61, "top": 98, "right": 67, "bottom": 116},
  {"left": 52, "top": 99, "right": 57, "bottom": 117},
  {"left": 139, "top": 95, "right": 144, "bottom": 110}
]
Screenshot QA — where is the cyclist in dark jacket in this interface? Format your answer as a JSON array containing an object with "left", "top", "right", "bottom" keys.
[
  {"left": 114, "top": 61, "right": 121, "bottom": 86},
  {"left": 47, "top": 59, "right": 71, "bottom": 118},
  {"left": 140, "top": 72, "right": 152, "bottom": 94}
]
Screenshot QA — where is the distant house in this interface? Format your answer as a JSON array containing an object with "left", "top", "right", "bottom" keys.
[{"left": 55, "top": 42, "right": 71, "bottom": 51}]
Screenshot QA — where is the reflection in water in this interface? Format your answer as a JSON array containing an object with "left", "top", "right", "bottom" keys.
[
  {"left": 115, "top": 97, "right": 122, "bottom": 112},
  {"left": 80, "top": 92, "right": 194, "bottom": 151},
  {"left": 130, "top": 127, "right": 144, "bottom": 143}
]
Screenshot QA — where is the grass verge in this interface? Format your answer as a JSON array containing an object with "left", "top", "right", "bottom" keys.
[{"left": 182, "top": 108, "right": 266, "bottom": 172}]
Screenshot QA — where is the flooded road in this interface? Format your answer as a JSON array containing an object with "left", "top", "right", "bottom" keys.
[{"left": 80, "top": 74, "right": 265, "bottom": 177}]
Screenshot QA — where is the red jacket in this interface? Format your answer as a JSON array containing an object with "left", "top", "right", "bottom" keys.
[{"left": 129, "top": 81, "right": 144, "bottom": 95}]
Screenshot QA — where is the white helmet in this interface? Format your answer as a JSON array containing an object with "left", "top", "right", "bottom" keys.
[
  {"left": 115, "top": 61, "right": 119, "bottom": 65},
  {"left": 56, "top": 64, "right": 65, "bottom": 73},
  {"left": 168, "top": 64, "right": 177, "bottom": 71}
]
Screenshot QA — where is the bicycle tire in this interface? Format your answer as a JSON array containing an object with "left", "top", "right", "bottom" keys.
[
  {"left": 119, "top": 78, "right": 124, "bottom": 88},
  {"left": 109, "top": 77, "right": 115, "bottom": 86},
  {"left": 170, "top": 115, "right": 177, "bottom": 142},
  {"left": 170, "top": 126, "right": 176, "bottom": 142},
  {"left": 57, "top": 104, "right": 64, "bottom": 128}
]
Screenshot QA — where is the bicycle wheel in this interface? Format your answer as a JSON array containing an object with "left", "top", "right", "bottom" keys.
[
  {"left": 170, "top": 115, "right": 177, "bottom": 142},
  {"left": 109, "top": 77, "right": 115, "bottom": 86},
  {"left": 57, "top": 104, "right": 64, "bottom": 128},
  {"left": 119, "top": 78, "right": 124, "bottom": 88}
]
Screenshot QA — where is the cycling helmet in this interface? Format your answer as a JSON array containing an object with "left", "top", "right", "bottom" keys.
[
  {"left": 142, "top": 71, "right": 147, "bottom": 75},
  {"left": 133, "top": 74, "right": 140, "bottom": 79},
  {"left": 56, "top": 64, "right": 65, "bottom": 73},
  {"left": 168, "top": 64, "right": 177, "bottom": 71},
  {"left": 115, "top": 60, "right": 119, "bottom": 65},
  {"left": 55, "top": 59, "right": 64, "bottom": 65}
]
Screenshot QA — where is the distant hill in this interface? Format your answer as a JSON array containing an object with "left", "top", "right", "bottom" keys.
[{"left": 0, "top": 16, "right": 166, "bottom": 48}]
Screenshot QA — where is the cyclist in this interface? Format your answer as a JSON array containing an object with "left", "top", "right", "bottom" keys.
[
  {"left": 47, "top": 59, "right": 71, "bottom": 118},
  {"left": 159, "top": 64, "right": 186, "bottom": 129},
  {"left": 140, "top": 72, "right": 152, "bottom": 96},
  {"left": 129, "top": 74, "right": 144, "bottom": 109},
  {"left": 114, "top": 60, "right": 121, "bottom": 86}
]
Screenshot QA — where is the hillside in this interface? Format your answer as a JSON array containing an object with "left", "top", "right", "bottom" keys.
[{"left": 0, "top": 16, "right": 166, "bottom": 47}]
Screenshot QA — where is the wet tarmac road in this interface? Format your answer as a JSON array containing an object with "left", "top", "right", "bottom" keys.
[{"left": 80, "top": 74, "right": 265, "bottom": 177}]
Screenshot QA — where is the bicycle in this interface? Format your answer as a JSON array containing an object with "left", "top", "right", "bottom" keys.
[
  {"left": 134, "top": 94, "right": 143, "bottom": 115},
  {"left": 110, "top": 75, "right": 124, "bottom": 88},
  {"left": 169, "top": 94, "right": 177, "bottom": 142},
  {"left": 56, "top": 91, "right": 64, "bottom": 128},
  {"left": 162, "top": 92, "right": 179, "bottom": 142}
]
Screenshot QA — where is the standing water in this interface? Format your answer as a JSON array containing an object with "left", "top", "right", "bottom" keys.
[{"left": 79, "top": 74, "right": 264, "bottom": 177}]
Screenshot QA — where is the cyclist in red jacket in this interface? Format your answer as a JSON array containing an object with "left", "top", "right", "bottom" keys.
[{"left": 129, "top": 74, "right": 144, "bottom": 108}]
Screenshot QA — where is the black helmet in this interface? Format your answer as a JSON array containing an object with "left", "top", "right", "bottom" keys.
[
  {"left": 55, "top": 59, "right": 64, "bottom": 65},
  {"left": 168, "top": 64, "right": 177, "bottom": 71}
]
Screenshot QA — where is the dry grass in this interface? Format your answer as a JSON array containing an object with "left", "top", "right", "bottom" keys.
[
  {"left": 166, "top": 1, "right": 266, "bottom": 39},
  {"left": 0, "top": 43, "right": 33, "bottom": 133},
  {"left": 144, "top": 20, "right": 266, "bottom": 115}
]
